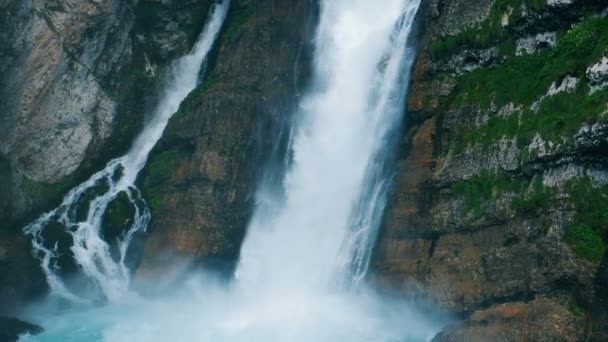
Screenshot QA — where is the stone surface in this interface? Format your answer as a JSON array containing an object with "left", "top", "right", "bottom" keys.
[
  {"left": 433, "top": 297, "right": 584, "bottom": 342},
  {"left": 373, "top": 0, "right": 608, "bottom": 339},
  {"left": 0, "top": 316, "right": 43, "bottom": 342},
  {"left": 138, "top": 0, "right": 316, "bottom": 275},
  {"left": 0, "top": 0, "right": 218, "bottom": 312}
]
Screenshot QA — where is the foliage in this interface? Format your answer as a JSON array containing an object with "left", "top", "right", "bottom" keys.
[
  {"left": 447, "top": 16, "right": 608, "bottom": 153},
  {"left": 143, "top": 149, "right": 188, "bottom": 210},
  {"left": 510, "top": 177, "right": 552, "bottom": 213},
  {"left": 562, "top": 178, "right": 608, "bottom": 261},
  {"left": 221, "top": 4, "right": 258, "bottom": 45},
  {"left": 454, "top": 16, "right": 608, "bottom": 109},
  {"left": 570, "top": 303, "right": 583, "bottom": 317},
  {"left": 451, "top": 171, "right": 523, "bottom": 219},
  {"left": 564, "top": 224, "right": 605, "bottom": 262}
]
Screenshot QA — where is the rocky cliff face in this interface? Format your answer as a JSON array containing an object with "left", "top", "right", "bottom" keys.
[
  {"left": 138, "top": 0, "right": 315, "bottom": 276},
  {"left": 373, "top": 0, "right": 608, "bottom": 340},
  {"left": 0, "top": 0, "right": 218, "bottom": 313}
]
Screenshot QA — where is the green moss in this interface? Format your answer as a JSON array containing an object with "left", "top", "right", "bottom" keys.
[
  {"left": 570, "top": 303, "right": 584, "bottom": 317},
  {"left": 455, "top": 16, "right": 608, "bottom": 109},
  {"left": 221, "top": 5, "right": 258, "bottom": 45},
  {"left": 511, "top": 177, "right": 553, "bottom": 213},
  {"left": 143, "top": 149, "right": 188, "bottom": 210},
  {"left": 429, "top": 0, "right": 546, "bottom": 59},
  {"left": 174, "top": 71, "right": 219, "bottom": 119},
  {"left": 566, "top": 178, "right": 608, "bottom": 229},
  {"left": 446, "top": 16, "right": 608, "bottom": 153},
  {"left": 147, "top": 149, "right": 187, "bottom": 185},
  {"left": 450, "top": 172, "right": 559, "bottom": 222},
  {"left": 562, "top": 178, "right": 608, "bottom": 261},
  {"left": 451, "top": 171, "right": 525, "bottom": 219},
  {"left": 564, "top": 224, "right": 605, "bottom": 262}
]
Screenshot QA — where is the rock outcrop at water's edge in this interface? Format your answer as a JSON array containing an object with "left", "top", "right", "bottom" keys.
[
  {"left": 0, "top": 316, "right": 43, "bottom": 341},
  {"left": 372, "top": 0, "right": 608, "bottom": 340}
]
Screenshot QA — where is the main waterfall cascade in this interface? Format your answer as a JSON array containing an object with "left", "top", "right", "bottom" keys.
[
  {"left": 237, "top": 0, "right": 421, "bottom": 291},
  {"left": 21, "top": 0, "right": 446, "bottom": 341}
]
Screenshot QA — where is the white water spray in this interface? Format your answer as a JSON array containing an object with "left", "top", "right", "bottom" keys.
[
  {"left": 236, "top": 0, "right": 421, "bottom": 291},
  {"left": 23, "top": 0, "right": 230, "bottom": 302}
]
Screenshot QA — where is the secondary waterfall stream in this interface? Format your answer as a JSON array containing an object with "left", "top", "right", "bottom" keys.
[
  {"left": 23, "top": 1, "right": 230, "bottom": 302},
  {"left": 21, "top": 0, "right": 446, "bottom": 340}
]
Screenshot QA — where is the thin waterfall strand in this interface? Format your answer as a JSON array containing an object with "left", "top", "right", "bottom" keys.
[{"left": 23, "top": 0, "right": 230, "bottom": 303}]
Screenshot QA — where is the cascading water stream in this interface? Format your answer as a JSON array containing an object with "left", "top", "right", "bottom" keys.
[
  {"left": 20, "top": 0, "right": 448, "bottom": 340},
  {"left": 23, "top": 0, "right": 230, "bottom": 303},
  {"left": 236, "top": 0, "right": 421, "bottom": 292}
]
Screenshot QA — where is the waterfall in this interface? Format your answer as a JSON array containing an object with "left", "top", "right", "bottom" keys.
[
  {"left": 20, "top": 1, "right": 447, "bottom": 340},
  {"left": 23, "top": 0, "right": 230, "bottom": 303},
  {"left": 236, "top": 0, "right": 421, "bottom": 292}
]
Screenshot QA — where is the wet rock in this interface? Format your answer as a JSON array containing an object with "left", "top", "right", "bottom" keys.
[
  {"left": 442, "top": 47, "right": 500, "bottom": 75},
  {"left": 0, "top": 316, "right": 43, "bottom": 341},
  {"left": 138, "top": 0, "right": 316, "bottom": 275},
  {"left": 373, "top": 0, "right": 608, "bottom": 340},
  {"left": 433, "top": 298, "right": 584, "bottom": 342}
]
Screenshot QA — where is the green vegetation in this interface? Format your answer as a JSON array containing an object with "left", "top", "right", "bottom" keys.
[
  {"left": 446, "top": 16, "right": 608, "bottom": 153},
  {"left": 455, "top": 16, "right": 608, "bottom": 108},
  {"left": 451, "top": 172, "right": 555, "bottom": 222},
  {"left": 143, "top": 149, "right": 188, "bottom": 210},
  {"left": 561, "top": 178, "right": 608, "bottom": 261},
  {"left": 451, "top": 171, "right": 523, "bottom": 220},
  {"left": 510, "top": 177, "right": 552, "bottom": 213},
  {"left": 564, "top": 224, "right": 605, "bottom": 262},
  {"left": 430, "top": 0, "right": 546, "bottom": 59},
  {"left": 451, "top": 174, "right": 608, "bottom": 262},
  {"left": 221, "top": 4, "right": 258, "bottom": 44},
  {"left": 174, "top": 70, "right": 220, "bottom": 119},
  {"left": 569, "top": 303, "right": 584, "bottom": 317}
]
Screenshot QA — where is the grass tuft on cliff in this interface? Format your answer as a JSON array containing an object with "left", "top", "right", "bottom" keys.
[
  {"left": 564, "top": 224, "right": 605, "bottom": 262},
  {"left": 447, "top": 15, "right": 608, "bottom": 153},
  {"left": 143, "top": 149, "right": 188, "bottom": 210},
  {"left": 429, "top": 0, "right": 546, "bottom": 59}
]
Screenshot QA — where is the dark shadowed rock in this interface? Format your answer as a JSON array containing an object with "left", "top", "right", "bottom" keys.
[{"left": 0, "top": 316, "right": 43, "bottom": 342}]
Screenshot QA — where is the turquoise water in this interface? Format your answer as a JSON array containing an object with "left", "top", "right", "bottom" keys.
[{"left": 21, "top": 278, "right": 443, "bottom": 342}]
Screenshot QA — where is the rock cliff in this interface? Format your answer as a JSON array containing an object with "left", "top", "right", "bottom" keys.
[
  {"left": 0, "top": 0, "right": 217, "bottom": 313},
  {"left": 138, "top": 0, "right": 315, "bottom": 275},
  {"left": 372, "top": 0, "right": 608, "bottom": 340}
]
